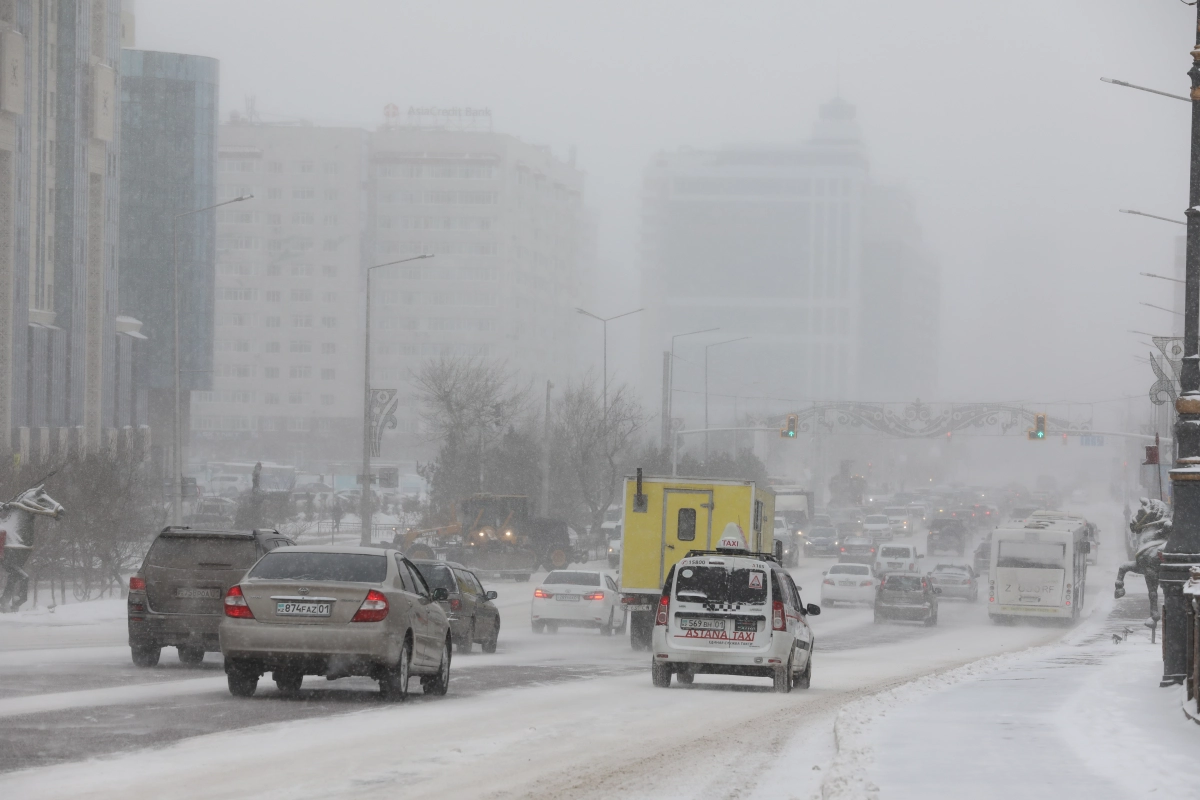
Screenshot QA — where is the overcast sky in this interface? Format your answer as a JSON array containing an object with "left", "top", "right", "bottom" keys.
[{"left": 137, "top": 0, "right": 1187, "bottom": 423}]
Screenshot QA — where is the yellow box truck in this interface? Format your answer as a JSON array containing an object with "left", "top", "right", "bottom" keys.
[{"left": 619, "top": 471, "right": 776, "bottom": 650}]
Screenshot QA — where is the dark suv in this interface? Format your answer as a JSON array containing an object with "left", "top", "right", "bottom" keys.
[
  {"left": 410, "top": 559, "right": 501, "bottom": 654},
  {"left": 127, "top": 527, "right": 293, "bottom": 667}
]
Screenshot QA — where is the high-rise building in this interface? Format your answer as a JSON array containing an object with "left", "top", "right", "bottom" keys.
[
  {"left": 195, "top": 119, "right": 369, "bottom": 465},
  {"left": 199, "top": 110, "right": 586, "bottom": 469},
  {"left": 118, "top": 48, "right": 219, "bottom": 473},
  {"left": 0, "top": 0, "right": 129, "bottom": 460},
  {"left": 640, "top": 98, "right": 939, "bottom": 431},
  {"left": 366, "top": 115, "right": 584, "bottom": 453}
]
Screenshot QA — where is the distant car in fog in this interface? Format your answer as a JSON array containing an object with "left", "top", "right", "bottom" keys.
[
  {"left": 929, "top": 563, "right": 978, "bottom": 601},
  {"left": 838, "top": 536, "right": 876, "bottom": 566},
  {"left": 863, "top": 515, "right": 894, "bottom": 541},
  {"left": 804, "top": 526, "right": 840, "bottom": 557},
  {"left": 927, "top": 518, "right": 969, "bottom": 556},
  {"left": 1069, "top": 488, "right": 1091, "bottom": 505},
  {"left": 875, "top": 574, "right": 940, "bottom": 626},
  {"left": 874, "top": 543, "right": 922, "bottom": 578}
]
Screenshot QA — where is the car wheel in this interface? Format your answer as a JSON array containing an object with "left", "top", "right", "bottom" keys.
[
  {"left": 545, "top": 621, "right": 559, "bottom": 634},
  {"left": 600, "top": 609, "right": 614, "bottom": 636},
  {"left": 226, "top": 663, "right": 259, "bottom": 698},
  {"left": 480, "top": 623, "right": 499, "bottom": 652},
  {"left": 457, "top": 622, "right": 474, "bottom": 654},
  {"left": 131, "top": 644, "right": 161, "bottom": 668},
  {"left": 873, "top": 611, "right": 883, "bottom": 624},
  {"left": 274, "top": 669, "right": 303, "bottom": 696},
  {"left": 422, "top": 638, "right": 452, "bottom": 696},
  {"left": 794, "top": 654, "right": 812, "bottom": 690},
  {"left": 177, "top": 645, "right": 205, "bottom": 666},
  {"left": 651, "top": 660, "right": 672, "bottom": 688},
  {"left": 925, "top": 611, "right": 938, "bottom": 627},
  {"left": 773, "top": 653, "right": 794, "bottom": 693},
  {"left": 615, "top": 609, "right": 627, "bottom": 635},
  {"left": 380, "top": 638, "right": 412, "bottom": 701},
  {"left": 676, "top": 664, "right": 695, "bottom": 685},
  {"left": 532, "top": 619, "right": 546, "bottom": 634}
]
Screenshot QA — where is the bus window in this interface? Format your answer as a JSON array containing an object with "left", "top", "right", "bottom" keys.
[{"left": 997, "top": 541, "right": 1065, "bottom": 569}]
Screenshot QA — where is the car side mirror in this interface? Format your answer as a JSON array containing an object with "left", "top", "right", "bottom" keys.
[
  {"left": 486, "top": 590, "right": 498, "bottom": 600},
  {"left": 806, "top": 603, "right": 821, "bottom": 616},
  {"left": 431, "top": 587, "right": 449, "bottom": 602}
]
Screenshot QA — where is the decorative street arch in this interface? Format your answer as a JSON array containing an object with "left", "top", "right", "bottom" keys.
[{"left": 786, "top": 400, "right": 1088, "bottom": 439}]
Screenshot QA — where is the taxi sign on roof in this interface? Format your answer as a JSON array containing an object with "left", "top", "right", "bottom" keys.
[{"left": 716, "top": 522, "right": 749, "bottom": 553}]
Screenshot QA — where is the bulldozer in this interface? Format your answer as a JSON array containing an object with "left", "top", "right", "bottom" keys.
[{"left": 397, "top": 494, "right": 572, "bottom": 581}]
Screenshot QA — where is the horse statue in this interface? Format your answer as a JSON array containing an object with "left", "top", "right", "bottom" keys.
[
  {"left": 1114, "top": 497, "right": 1171, "bottom": 633},
  {"left": 0, "top": 485, "right": 65, "bottom": 612}
]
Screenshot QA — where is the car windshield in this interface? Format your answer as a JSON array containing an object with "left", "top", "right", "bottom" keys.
[
  {"left": 248, "top": 552, "right": 387, "bottom": 583},
  {"left": 810, "top": 527, "right": 836, "bottom": 537},
  {"left": 412, "top": 563, "right": 457, "bottom": 591},
  {"left": 829, "top": 564, "right": 869, "bottom": 575},
  {"left": 675, "top": 565, "right": 768, "bottom": 605},
  {"left": 866, "top": 515, "right": 889, "bottom": 525},
  {"left": 145, "top": 536, "right": 258, "bottom": 569},
  {"left": 997, "top": 541, "right": 1066, "bottom": 569},
  {"left": 880, "top": 547, "right": 911, "bottom": 558},
  {"left": 885, "top": 508, "right": 907, "bottom": 517},
  {"left": 934, "top": 567, "right": 968, "bottom": 577},
  {"left": 885, "top": 576, "right": 924, "bottom": 591},
  {"left": 543, "top": 571, "right": 600, "bottom": 586}
]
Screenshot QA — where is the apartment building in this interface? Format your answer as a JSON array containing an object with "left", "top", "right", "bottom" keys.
[
  {"left": 0, "top": 0, "right": 129, "bottom": 460},
  {"left": 193, "top": 121, "right": 368, "bottom": 464}
]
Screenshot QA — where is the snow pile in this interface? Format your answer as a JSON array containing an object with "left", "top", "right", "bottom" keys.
[{"left": 0, "top": 597, "right": 125, "bottom": 627}]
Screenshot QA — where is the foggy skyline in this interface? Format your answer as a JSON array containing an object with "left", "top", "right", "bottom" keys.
[{"left": 138, "top": 0, "right": 1188, "bottom": 421}]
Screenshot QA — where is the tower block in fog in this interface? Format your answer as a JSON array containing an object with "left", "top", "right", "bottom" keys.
[{"left": 640, "top": 98, "right": 940, "bottom": 431}]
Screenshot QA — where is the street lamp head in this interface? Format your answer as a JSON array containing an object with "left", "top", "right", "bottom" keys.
[{"left": 233, "top": 194, "right": 254, "bottom": 202}]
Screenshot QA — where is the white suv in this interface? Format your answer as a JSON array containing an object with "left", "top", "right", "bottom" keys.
[
  {"left": 863, "top": 514, "right": 894, "bottom": 540},
  {"left": 650, "top": 525, "right": 819, "bottom": 693},
  {"left": 874, "top": 543, "right": 922, "bottom": 577}
]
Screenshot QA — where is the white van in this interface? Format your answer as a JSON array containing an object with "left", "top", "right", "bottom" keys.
[{"left": 875, "top": 543, "right": 922, "bottom": 577}]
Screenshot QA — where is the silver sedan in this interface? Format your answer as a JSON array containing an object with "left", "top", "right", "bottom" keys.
[{"left": 219, "top": 545, "right": 452, "bottom": 700}]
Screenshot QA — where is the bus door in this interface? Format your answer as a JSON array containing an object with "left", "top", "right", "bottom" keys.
[{"left": 661, "top": 489, "right": 713, "bottom": 585}]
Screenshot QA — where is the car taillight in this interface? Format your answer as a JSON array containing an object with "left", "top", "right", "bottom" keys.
[
  {"left": 223, "top": 585, "right": 253, "bottom": 619},
  {"left": 352, "top": 589, "right": 389, "bottom": 623},
  {"left": 860, "top": 580, "right": 873, "bottom": 587},
  {"left": 870, "top": 548, "right": 876, "bottom": 554},
  {"left": 449, "top": 598, "right": 461, "bottom": 611},
  {"left": 772, "top": 600, "right": 786, "bottom": 631},
  {"left": 534, "top": 588, "right": 552, "bottom": 599},
  {"left": 823, "top": 578, "right": 834, "bottom": 585},
  {"left": 908, "top": 563, "right": 914, "bottom": 570},
  {"left": 840, "top": 547, "right": 846, "bottom": 552},
  {"left": 655, "top": 595, "right": 670, "bottom": 626},
  {"left": 961, "top": 579, "right": 970, "bottom": 585},
  {"left": 129, "top": 576, "right": 146, "bottom": 591},
  {"left": 584, "top": 592, "right": 605, "bottom": 601}
]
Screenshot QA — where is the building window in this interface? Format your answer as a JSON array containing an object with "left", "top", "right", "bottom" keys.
[
  {"left": 265, "top": 341, "right": 280, "bottom": 353},
  {"left": 264, "top": 367, "right": 279, "bottom": 379},
  {"left": 288, "top": 392, "right": 304, "bottom": 404},
  {"left": 290, "top": 341, "right": 312, "bottom": 353},
  {"left": 322, "top": 291, "right": 338, "bottom": 302},
  {"left": 324, "top": 162, "right": 340, "bottom": 175},
  {"left": 293, "top": 188, "right": 315, "bottom": 200},
  {"left": 289, "top": 366, "right": 312, "bottom": 379},
  {"left": 322, "top": 265, "right": 338, "bottom": 277},
  {"left": 321, "top": 342, "right": 336, "bottom": 355},
  {"left": 291, "top": 289, "right": 313, "bottom": 302},
  {"left": 321, "top": 316, "right": 337, "bottom": 328},
  {"left": 267, "top": 213, "right": 282, "bottom": 225},
  {"left": 290, "top": 265, "right": 314, "bottom": 277},
  {"left": 297, "top": 161, "right": 314, "bottom": 173},
  {"left": 265, "top": 316, "right": 281, "bottom": 328},
  {"left": 268, "top": 188, "right": 282, "bottom": 200},
  {"left": 324, "top": 189, "right": 338, "bottom": 201},
  {"left": 321, "top": 368, "right": 335, "bottom": 380},
  {"left": 268, "top": 161, "right": 283, "bottom": 174},
  {"left": 265, "top": 393, "right": 280, "bottom": 405},
  {"left": 322, "top": 239, "right": 340, "bottom": 252},
  {"left": 267, "top": 264, "right": 282, "bottom": 276},
  {"left": 266, "top": 290, "right": 281, "bottom": 303},
  {"left": 292, "top": 212, "right": 315, "bottom": 225},
  {"left": 323, "top": 214, "right": 339, "bottom": 225},
  {"left": 321, "top": 394, "right": 335, "bottom": 406}
]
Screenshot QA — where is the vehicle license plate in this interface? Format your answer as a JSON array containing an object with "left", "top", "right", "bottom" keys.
[
  {"left": 175, "top": 587, "right": 220, "bottom": 599},
  {"left": 838, "top": 580, "right": 855, "bottom": 586},
  {"left": 556, "top": 594, "right": 580, "bottom": 602},
  {"left": 733, "top": 618, "right": 758, "bottom": 633},
  {"left": 276, "top": 602, "right": 332, "bottom": 617},
  {"left": 679, "top": 617, "right": 724, "bottom": 630},
  {"left": 626, "top": 604, "right": 653, "bottom": 612},
  {"left": 888, "top": 562, "right": 902, "bottom": 568}
]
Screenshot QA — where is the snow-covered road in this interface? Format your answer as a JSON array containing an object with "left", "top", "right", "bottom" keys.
[{"left": 0, "top": 503, "right": 1129, "bottom": 798}]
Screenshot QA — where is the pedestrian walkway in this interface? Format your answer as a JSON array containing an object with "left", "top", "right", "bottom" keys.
[{"left": 869, "top": 587, "right": 1200, "bottom": 798}]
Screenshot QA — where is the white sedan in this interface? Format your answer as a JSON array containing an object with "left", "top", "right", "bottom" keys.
[
  {"left": 820, "top": 563, "right": 877, "bottom": 606},
  {"left": 531, "top": 570, "right": 625, "bottom": 635}
]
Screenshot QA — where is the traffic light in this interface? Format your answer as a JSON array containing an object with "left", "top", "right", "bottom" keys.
[
  {"left": 781, "top": 413, "right": 798, "bottom": 439},
  {"left": 1027, "top": 414, "right": 1047, "bottom": 440}
]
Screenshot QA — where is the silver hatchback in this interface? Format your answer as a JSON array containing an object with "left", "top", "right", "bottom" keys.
[{"left": 219, "top": 546, "right": 452, "bottom": 700}]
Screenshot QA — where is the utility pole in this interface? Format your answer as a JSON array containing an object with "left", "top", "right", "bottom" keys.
[
  {"left": 1163, "top": 5, "right": 1200, "bottom": 687},
  {"left": 541, "top": 380, "right": 553, "bottom": 515}
]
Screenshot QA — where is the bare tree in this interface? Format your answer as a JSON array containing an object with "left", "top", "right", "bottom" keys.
[
  {"left": 412, "top": 356, "right": 531, "bottom": 516},
  {"left": 551, "top": 376, "right": 647, "bottom": 536}
]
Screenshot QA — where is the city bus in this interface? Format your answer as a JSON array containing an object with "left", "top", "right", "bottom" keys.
[{"left": 988, "top": 511, "right": 1091, "bottom": 624}]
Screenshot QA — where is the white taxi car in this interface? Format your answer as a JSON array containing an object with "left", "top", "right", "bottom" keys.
[{"left": 650, "top": 524, "right": 819, "bottom": 693}]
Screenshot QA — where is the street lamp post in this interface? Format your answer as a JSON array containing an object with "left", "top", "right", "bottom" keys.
[
  {"left": 1162, "top": 5, "right": 1200, "bottom": 687},
  {"left": 666, "top": 327, "right": 719, "bottom": 449},
  {"left": 360, "top": 254, "right": 433, "bottom": 545},
  {"left": 172, "top": 194, "right": 253, "bottom": 526},
  {"left": 575, "top": 306, "right": 643, "bottom": 418},
  {"left": 704, "top": 337, "right": 750, "bottom": 461}
]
